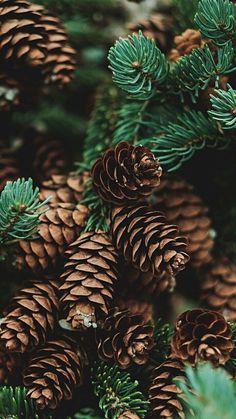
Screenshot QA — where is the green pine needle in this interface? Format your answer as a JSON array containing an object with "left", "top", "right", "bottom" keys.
[
  {"left": 195, "top": 0, "right": 236, "bottom": 46},
  {"left": 0, "top": 178, "right": 49, "bottom": 245},
  {"left": 92, "top": 362, "right": 149, "bottom": 419},
  {"left": 209, "top": 85, "right": 236, "bottom": 129},
  {"left": 108, "top": 31, "right": 169, "bottom": 100}
]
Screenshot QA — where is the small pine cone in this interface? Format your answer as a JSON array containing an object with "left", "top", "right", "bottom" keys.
[
  {"left": 111, "top": 204, "right": 189, "bottom": 282},
  {"left": 92, "top": 141, "right": 162, "bottom": 205},
  {"left": 201, "top": 258, "right": 236, "bottom": 321},
  {"left": 16, "top": 203, "right": 88, "bottom": 273},
  {"left": 23, "top": 338, "right": 83, "bottom": 410},
  {"left": 97, "top": 308, "right": 154, "bottom": 369},
  {"left": 149, "top": 358, "right": 185, "bottom": 419},
  {"left": 29, "top": 134, "right": 70, "bottom": 184},
  {"left": 123, "top": 265, "right": 176, "bottom": 296},
  {"left": 152, "top": 175, "right": 214, "bottom": 268},
  {"left": 116, "top": 297, "right": 154, "bottom": 324},
  {"left": 171, "top": 308, "right": 234, "bottom": 366},
  {"left": 60, "top": 231, "right": 118, "bottom": 331},
  {"left": 128, "top": 14, "right": 173, "bottom": 52},
  {"left": 0, "top": 143, "right": 20, "bottom": 191},
  {"left": 0, "top": 0, "right": 76, "bottom": 87},
  {"left": 0, "top": 348, "right": 21, "bottom": 385},
  {"left": 40, "top": 171, "right": 88, "bottom": 204},
  {"left": 169, "top": 29, "right": 207, "bottom": 62},
  {"left": 0, "top": 280, "right": 59, "bottom": 353},
  {"left": 118, "top": 412, "right": 140, "bottom": 419}
]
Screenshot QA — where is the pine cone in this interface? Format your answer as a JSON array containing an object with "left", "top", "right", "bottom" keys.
[
  {"left": 28, "top": 133, "right": 70, "bottom": 184},
  {"left": 16, "top": 203, "right": 88, "bottom": 273},
  {"left": 40, "top": 171, "right": 88, "bottom": 204},
  {"left": 116, "top": 297, "right": 154, "bottom": 324},
  {"left": 97, "top": 308, "right": 154, "bottom": 369},
  {"left": 23, "top": 338, "right": 83, "bottom": 410},
  {"left": 0, "top": 143, "right": 20, "bottom": 191},
  {"left": 152, "top": 175, "right": 214, "bottom": 268},
  {"left": 92, "top": 141, "right": 162, "bottom": 205},
  {"left": 171, "top": 308, "right": 234, "bottom": 366},
  {"left": 111, "top": 204, "right": 189, "bottom": 282},
  {"left": 128, "top": 14, "right": 173, "bottom": 52},
  {"left": 149, "top": 358, "right": 185, "bottom": 419},
  {"left": 201, "top": 258, "right": 236, "bottom": 321},
  {"left": 59, "top": 231, "right": 118, "bottom": 331},
  {"left": 169, "top": 29, "right": 207, "bottom": 62},
  {"left": 0, "top": 280, "right": 59, "bottom": 353},
  {"left": 0, "top": 0, "right": 76, "bottom": 88}
]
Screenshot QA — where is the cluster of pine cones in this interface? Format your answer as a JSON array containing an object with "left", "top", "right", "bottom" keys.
[{"left": 0, "top": 2, "right": 236, "bottom": 418}]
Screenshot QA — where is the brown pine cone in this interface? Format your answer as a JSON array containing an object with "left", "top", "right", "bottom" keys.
[
  {"left": 116, "top": 297, "right": 154, "bottom": 324},
  {"left": 59, "top": 231, "right": 118, "bottom": 331},
  {"left": 0, "top": 0, "right": 76, "bottom": 88},
  {"left": 152, "top": 175, "right": 214, "bottom": 268},
  {"left": 169, "top": 29, "right": 207, "bottom": 62},
  {"left": 171, "top": 308, "right": 234, "bottom": 366},
  {"left": 97, "top": 308, "right": 154, "bottom": 369},
  {"left": 111, "top": 204, "right": 189, "bottom": 284},
  {"left": 118, "top": 412, "right": 140, "bottom": 419},
  {"left": 0, "top": 348, "right": 21, "bottom": 385},
  {"left": 92, "top": 141, "right": 162, "bottom": 205},
  {"left": 16, "top": 203, "right": 88, "bottom": 273},
  {"left": 149, "top": 358, "right": 185, "bottom": 419},
  {"left": 128, "top": 14, "right": 173, "bottom": 52},
  {"left": 40, "top": 171, "right": 88, "bottom": 204},
  {"left": 0, "top": 143, "right": 20, "bottom": 191},
  {"left": 0, "top": 280, "right": 59, "bottom": 353},
  {"left": 201, "top": 258, "right": 236, "bottom": 321},
  {"left": 23, "top": 338, "right": 83, "bottom": 410}
]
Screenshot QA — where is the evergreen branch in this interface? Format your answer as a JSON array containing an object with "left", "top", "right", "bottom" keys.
[
  {"left": 108, "top": 31, "right": 169, "bottom": 100},
  {"left": 0, "top": 386, "right": 52, "bottom": 419},
  {"left": 81, "top": 179, "right": 110, "bottom": 233},
  {"left": 92, "top": 362, "right": 149, "bottom": 419},
  {"left": 0, "top": 178, "right": 49, "bottom": 245},
  {"left": 172, "top": 0, "right": 199, "bottom": 32},
  {"left": 171, "top": 42, "right": 235, "bottom": 102},
  {"left": 209, "top": 85, "right": 236, "bottom": 129},
  {"left": 177, "top": 363, "right": 236, "bottom": 419},
  {"left": 195, "top": 0, "right": 236, "bottom": 46},
  {"left": 140, "top": 111, "right": 230, "bottom": 171},
  {"left": 226, "top": 322, "right": 236, "bottom": 373}
]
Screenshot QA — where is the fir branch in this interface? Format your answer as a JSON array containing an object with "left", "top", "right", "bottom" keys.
[
  {"left": 226, "top": 322, "right": 236, "bottom": 373},
  {"left": 171, "top": 42, "right": 235, "bottom": 102},
  {"left": 0, "top": 386, "right": 52, "bottom": 419},
  {"left": 0, "top": 178, "right": 49, "bottom": 245},
  {"left": 195, "top": 0, "right": 236, "bottom": 46},
  {"left": 152, "top": 320, "right": 173, "bottom": 364},
  {"left": 108, "top": 31, "right": 169, "bottom": 100},
  {"left": 92, "top": 362, "right": 149, "bottom": 419},
  {"left": 172, "top": 0, "right": 199, "bottom": 32},
  {"left": 177, "top": 363, "right": 236, "bottom": 419},
  {"left": 81, "top": 179, "right": 110, "bottom": 233},
  {"left": 209, "top": 85, "right": 236, "bottom": 129},
  {"left": 140, "top": 110, "right": 230, "bottom": 171}
]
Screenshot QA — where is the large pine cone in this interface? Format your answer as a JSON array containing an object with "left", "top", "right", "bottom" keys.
[
  {"left": 128, "top": 13, "right": 173, "bottom": 52},
  {"left": 171, "top": 308, "right": 234, "bottom": 366},
  {"left": 152, "top": 175, "right": 214, "bottom": 268},
  {"left": 111, "top": 205, "right": 189, "bottom": 281},
  {"left": 97, "top": 308, "right": 154, "bottom": 369},
  {"left": 92, "top": 141, "right": 162, "bottom": 205},
  {"left": 201, "top": 258, "right": 236, "bottom": 321},
  {"left": 0, "top": 280, "right": 59, "bottom": 353},
  {"left": 149, "top": 358, "right": 185, "bottom": 419},
  {"left": 23, "top": 338, "right": 83, "bottom": 410},
  {"left": 0, "top": 0, "right": 76, "bottom": 87},
  {"left": 116, "top": 297, "right": 154, "bottom": 324},
  {"left": 16, "top": 203, "right": 88, "bottom": 273},
  {"left": 169, "top": 29, "right": 206, "bottom": 62},
  {"left": 0, "top": 143, "right": 20, "bottom": 191},
  {"left": 40, "top": 171, "right": 88, "bottom": 205},
  {"left": 60, "top": 231, "right": 118, "bottom": 331}
]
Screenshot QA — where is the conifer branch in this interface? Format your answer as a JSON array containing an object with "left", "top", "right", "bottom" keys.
[
  {"left": 0, "top": 178, "right": 49, "bottom": 245},
  {"left": 209, "top": 85, "right": 236, "bottom": 129},
  {"left": 92, "top": 362, "right": 149, "bottom": 419}
]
